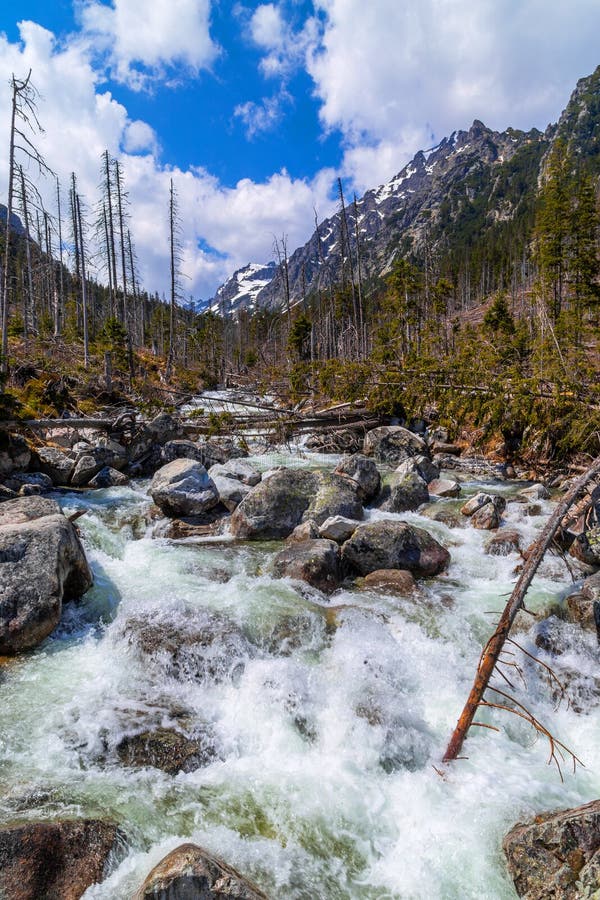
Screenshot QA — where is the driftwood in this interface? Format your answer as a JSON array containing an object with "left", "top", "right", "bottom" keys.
[{"left": 443, "top": 455, "right": 600, "bottom": 766}]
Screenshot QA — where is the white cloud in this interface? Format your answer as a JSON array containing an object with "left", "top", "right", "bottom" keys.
[
  {"left": 246, "top": 2, "right": 318, "bottom": 78},
  {"left": 233, "top": 90, "right": 291, "bottom": 139},
  {"left": 0, "top": 20, "right": 336, "bottom": 302},
  {"left": 79, "top": 0, "right": 219, "bottom": 89},
  {"left": 307, "top": 0, "right": 600, "bottom": 191}
]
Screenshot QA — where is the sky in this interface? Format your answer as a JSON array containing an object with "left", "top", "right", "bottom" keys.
[{"left": 0, "top": 0, "right": 599, "bottom": 303}]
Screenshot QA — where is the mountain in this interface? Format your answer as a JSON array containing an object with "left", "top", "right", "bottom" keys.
[
  {"left": 204, "top": 261, "right": 277, "bottom": 315},
  {"left": 0, "top": 204, "right": 25, "bottom": 236},
  {"left": 207, "top": 64, "right": 600, "bottom": 315}
]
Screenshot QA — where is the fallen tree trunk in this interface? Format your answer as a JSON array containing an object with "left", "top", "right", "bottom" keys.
[{"left": 443, "top": 455, "right": 600, "bottom": 764}]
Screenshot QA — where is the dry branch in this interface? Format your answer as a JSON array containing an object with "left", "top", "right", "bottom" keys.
[{"left": 442, "top": 455, "right": 600, "bottom": 765}]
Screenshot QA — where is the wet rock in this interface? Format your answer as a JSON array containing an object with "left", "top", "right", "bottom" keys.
[
  {"left": 569, "top": 528, "right": 600, "bottom": 568},
  {"left": 361, "top": 568, "right": 417, "bottom": 595},
  {"left": 431, "top": 441, "right": 461, "bottom": 456},
  {"left": 379, "top": 472, "right": 429, "bottom": 513},
  {"left": 230, "top": 468, "right": 362, "bottom": 540},
  {"left": 427, "top": 477, "right": 461, "bottom": 498},
  {"left": 273, "top": 538, "right": 341, "bottom": 594},
  {"left": 341, "top": 520, "right": 450, "bottom": 577},
  {"left": 0, "top": 503, "right": 93, "bottom": 654},
  {"left": 208, "top": 459, "right": 261, "bottom": 486},
  {"left": 523, "top": 503, "right": 543, "bottom": 517},
  {"left": 304, "top": 429, "right": 362, "bottom": 454},
  {"left": 150, "top": 459, "right": 219, "bottom": 518},
  {"left": 0, "top": 496, "right": 60, "bottom": 525},
  {"left": 0, "top": 818, "right": 124, "bottom": 900},
  {"left": 160, "top": 439, "right": 206, "bottom": 465},
  {"left": 286, "top": 520, "right": 320, "bottom": 543},
  {"left": 88, "top": 466, "right": 130, "bottom": 488},
  {"left": 503, "top": 800, "right": 600, "bottom": 900},
  {"left": 485, "top": 529, "right": 522, "bottom": 556},
  {"left": 518, "top": 483, "right": 551, "bottom": 501},
  {"left": 0, "top": 432, "right": 31, "bottom": 476},
  {"left": 71, "top": 440, "right": 127, "bottom": 486},
  {"left": 37, "top": 446, "right": 75, "bottom": 485},
  {"left": 422, "top": 505, "right": 463, "bottom": 528},
  {"left": 582, "top": 572, "right": 600, "bottom": 603},
  {"left": 334, "top": 454, "right": 381, "bottom": 501},
  {"left": 461, "top": 492, "right": 506, "bottom": 517},
  {"left": 135, "top": 843, "right": 268, "bottom": 900},
  {"left": 319, "top": 515, "right": 359, "bottom": 543},
  {"left": 363, "top": 425, "right": 429, "bottom": 463},
  {"left": 0, "top": 485, "right": 17, "bottom": 502},
  {"left": 117, "top": 727, "right": 216, "bottom": 774},
  {"left": 565, "top": 592, "right": 597, "bottom": 632},
  {"left": 121, "top": 609, "right": 254, "bottom": 684},
  {"left": 210, "top": 474, "right": 251, "bottom": 512},
  {"left": 4, "top": 472, "right": 53, "bottom": 494},
  {"left": 395, "top": 455, "right": 440, "bottom": 484},
  {"left": 471, "top": 497, "right": 506, "bottom": 530}
]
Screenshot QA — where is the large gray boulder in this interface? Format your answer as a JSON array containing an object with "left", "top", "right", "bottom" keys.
[
  {"left": 209, "top": 459, "right": 261, "bottom": 486},
  {"left": 272, "top": 538, "right": 341, "bottom": 594},
  {"left": 395, "top": 455, "right": 440, "bottom": 484},
  {"left": 210, "top": 474, "right": 251, "bottom": 512},
  {"left": 379, "top": 472, "right": 429, "bottom": 513},
  {"left": 230, "top": 468, "right": 363, "bottom": 540},
  {"left": 0, "top": 500, "right": 93, "bottom": 654},
  {"left": 71, "top": 439, "right": 127, "bottom": 486},
  {"left": 37, "top": 446, "right": 75, "bottom": 485},
  {"left": 135, "top": 843, "right": 268, "bottom": 900},
  {"left": 150, "top": 459, "right": 219, "bottom": 518},
  {"left": 117, "top": 727, "right": 215, "bottom": 774},
  {"left": 503, "top": 800, "right": 600, "bottom": 899},
  {"left": 335, "top": 454, "right": 380, "bottom": 502},
  {"left": 0, "top": 819, "right": 123, "bottom": 900},
  {"left": 341, "top": 520, "right": 450, "bottom": 577},
  {"left": 363, "top": 426, "right": 429, "bottom": 463}
]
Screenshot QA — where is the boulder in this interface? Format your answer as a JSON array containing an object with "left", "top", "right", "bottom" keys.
[
  {"left": 230, "top": 469, "right": 362, "bottom": 540},
  {"left": 210, "top": 474, "right": 250, "bottom": 512},
  {"left": 0, "top": 495, "right": 60, "bottom": 525},
  {"left": 71, "top": 440, "right": 127, "bottom": 486},
  {"left": 519, "top": 483, "right": 551, "bottom": 501},
  {"left": 304, "top": 429, "right": 362, "bottom": 454},
  {"left": 565, "top": 592, "right": 598, "bottom": 632},
  {"left": 422, "top": 505, "right": 463, "bottom": 528},
  {"left": 117, "top": 727, "right": 216, "bottom": 774},
  {"left": 319, "top": 515, "right": 359, "bottom": 543},
  {"left": 272, "top": 538, "right": 341, "bottom": 594},
  {"left": 37, "top": 446, "right": 75, "bottom": 485},
  {"left": 361, "top": 568, "right": 417, "bottom": 595},
  {"left": 569, "top": 528, "right": 600, "bottom": 568},
  {"left": 427, "top": 477, "right": 461, "bottom": 498},
  {"left": 431, "top": 441, "right": 461, "bottom": 456},
  {"left": 4, "top": 472, "right": 53, "bottom": 494},
  {"left": 503, "top": 800, "right": 600, "bottom": 900},
  {"left": 471, "top": 501, "right": 503, "bottom": 530},
  {"left": 208, "top": 459, "right": 261, "bottom": 486},
  {"left": 150, "top": 459, "right": 219, "bottom": 518},
  {"left": 88, "top": 466, "right": 130, "bottom": 488},
  {"left": 0, "top": 485, "right": 17, "bottom": 502},
  {"left": 341, "top": 520, "right": 450, "bottom": 577},
  {"left": 582, "top": 571, "right": 600, "bottom": 603},
  {"left": 334, "top": 454, "right": 381, "bottom": 501},
  {"left": 0, "top": 819, "right": 123, "bottom": 900},
  {"left": 485, "top": 529, "right": 522, "bottom": 556},
  {"left": 160, "top": 439, "right": 206, "bottom": 465},
  {"left": 0, "top": 507, "right": 93, "bottom": 654},
  {"left": 286, "top": 520, "right": 320, "bottom": 543},
  {"left": 380, "top": 472, "right": 429, "bottom": 513},
  {"left": 394, "top": 455, "right": 440, "bottom": 484},
  {"left": 135, "top": 843, "right": 268, "bottom": 900},
  {"left": 0, "top": 433, "right": 30, "bottom": 476},
  {"left": 461, "top": 492, "right": 497, "bottom": 516},
  {"left": 363, "top": 426, "right": 429, "bottom": 463}
]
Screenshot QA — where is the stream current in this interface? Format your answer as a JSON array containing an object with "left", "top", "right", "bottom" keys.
[{"left": 1, "top": 450, "right": 600, "bottom": 899}]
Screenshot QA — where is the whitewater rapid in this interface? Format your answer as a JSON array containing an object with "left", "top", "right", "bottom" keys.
[{"left": 0, "top": 456, "right": 599, "bottom": 899}]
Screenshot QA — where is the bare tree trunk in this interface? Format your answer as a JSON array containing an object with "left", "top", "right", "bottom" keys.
[
  {"left": 103, "top": 151, "right": 119, "bottom": 322},
  {"left": 1, "top": 76, "right": 19, "bottom": 372},
  {"left": 114, "top": 159, "right": 128, "bottom": 325},
  {"left": 166, "top": 178, "right": 176, "bottom": 381},
  {"left": 55, "top": 176, "right": 64, "bottom": 336},
  {"left": 18, "top": 165, "right": 34, "bottom": 341},
  {"left": 75, "top": 192, "right": 89, "bottom": 368},
  {"left": 102, "top": 203, "right": 114, "bottom": 318}
]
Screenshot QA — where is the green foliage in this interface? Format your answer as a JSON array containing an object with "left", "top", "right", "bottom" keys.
[{"left": 288, "top": 313, "right": 312, "bottom": 360}]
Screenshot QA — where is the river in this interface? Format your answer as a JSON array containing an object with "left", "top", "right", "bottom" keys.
[{"left": 0, "top": 446, "right": 599, "bottom": 899}]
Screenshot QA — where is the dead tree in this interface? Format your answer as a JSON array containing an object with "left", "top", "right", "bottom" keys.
[
  {"left": 55, "top": 176, "right": 65, "bottom": 335},
  {"left": 101, "top": 150, "right": 119, "bottom": 321},
  {"left": 165, "top": 178, "right": 182, "bottom": 381},
  {"left": 443, "top": 456, "right": 600, "bottom": 771}
]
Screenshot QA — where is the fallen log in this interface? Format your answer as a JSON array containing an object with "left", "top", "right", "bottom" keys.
[{"left": 443, "top": 454, "right": 600, "bottom": 765}]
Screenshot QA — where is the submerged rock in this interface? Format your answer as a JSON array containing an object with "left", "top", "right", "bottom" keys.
[
  {"left": 0, "top": 500, "right": 93, "bottom": 654},
  {"left": 485, "top": 529, "right": 522, "bottom": 556},
  {"left": 0, "top": 818, "right": 124, "bottom": 900},
  {"left": 334, "top": 454, "right": 381, "bottom": 501},
  {"left": 117, "top": 727, "right": 216, "bottom": 774},
  {"left": 341, "top": 520, "right": 450, "bottom": 577},
  {"left": 150, "top": 459, "right": 219, "bottom": 518},
  {"left": 135, "top": 843, "right": 268, "bottom": 900},
  {"left": 503, "top": 800, "right": 600, "bottom": 900},
  {"left": 272, "top": 538, "right": 341, "bottom": 594}
]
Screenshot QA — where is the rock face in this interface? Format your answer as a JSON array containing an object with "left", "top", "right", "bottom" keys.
[
  {"left": 341, "top": 520, "right": 450, "bottom": 577},
  {"left": 135, "top": 843, "right": 268, "bottom": 900},
  {"left": 334, "top": 454, "right": 381, "bottom": 501},
  {"left": 0, "top": 819, "right": 123, "bottom": 900},
  {"left": 272, "top": 539, "right": 341, "bottom": 594},
  {"left": 0, "top": 498, "right": 93, "bottom": 654},
  {"left": 503, "top": 800, "right": 600, "bottom": 900},
  {"left": 380, "top": 472, "right": 429, "bottom": 513},
  {"left": 230, "top": 468, "right": 362, "bottom": 540},
  {"left": 363, "top": 426, "right": 429, "bottom": 463},
  {"left": 150, "top": 459, "right": 219, "bottom": 518}
]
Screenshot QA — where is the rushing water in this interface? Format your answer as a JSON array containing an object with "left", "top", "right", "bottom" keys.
[{"left": 1, "top": 458, "right": 599, "bottom": 899}]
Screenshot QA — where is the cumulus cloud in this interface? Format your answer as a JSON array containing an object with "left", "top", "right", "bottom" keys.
[
  {"left": 246, "top": 2, "right": 319, "bottom": 79},
  {"left": 233, "top": 90, "right": 291, "bottom": 139},
  {"left": 78, "top": 0, "right": 219, "bottom": 89},
  {"left": 307, "top": 0, "right": 600, "bottom": 191},
  {"left": 0, "top": 19, "right": 336, "bottom": 301}
]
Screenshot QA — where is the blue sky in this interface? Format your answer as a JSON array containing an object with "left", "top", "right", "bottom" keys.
[{"left": 1, "top": 1, "right": 600, "bottom": 301}]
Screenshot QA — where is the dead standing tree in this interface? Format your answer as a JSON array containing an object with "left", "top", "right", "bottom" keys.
[
  {"left": 165, "top": 177, "right": 183, "bottom": 382},
  {"left": 443, "top": 455, "right": 600, "bottom": 774}
]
